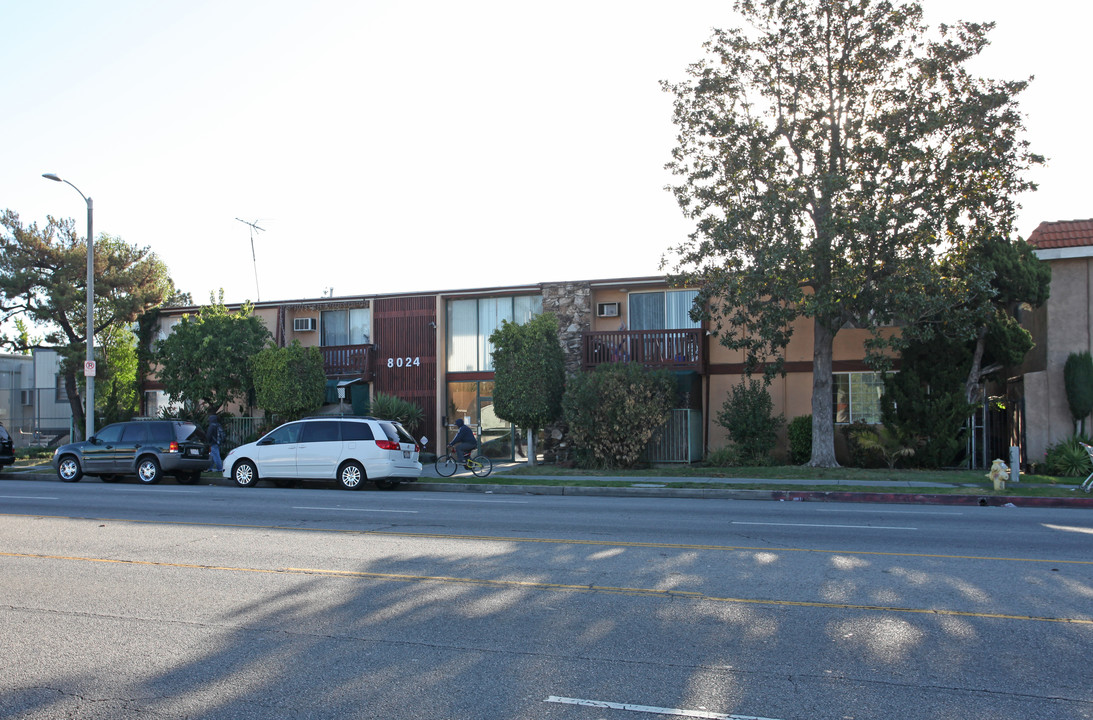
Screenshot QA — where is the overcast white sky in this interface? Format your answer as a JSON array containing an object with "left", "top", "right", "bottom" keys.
[{"left": 3, "top": 0, "right": 1090, "bottom": 306}]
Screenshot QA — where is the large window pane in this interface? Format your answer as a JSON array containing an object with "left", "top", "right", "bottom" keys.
[
  {"left": 666, "top": 290, "right": 701, "bottom": 329},
  {"left": 851, "top": 373, "right": 884, "bottom": 424},
  {"left": 833, "top": 374, "right": 851, "bottom": 424},
  {"left": 321, "top": 310, "right": 347, "bottom": 346},
  {"left": 349, "top": 308, "right": 370, "bottom": 344},
  {"left": 629, "top": 292, "right": 665, "bottom": 331},
  {"left": 447, "top": 300, "right": 478, "bottom": 372},
  {"left": 478, "top": 298, "right": 511, "bottom": 372},
  {"left": 513, "top": 295, "right": 542, "bottom": 325},
  {"left": 832, "top": 372, "right": 884, "bottom": 424}
]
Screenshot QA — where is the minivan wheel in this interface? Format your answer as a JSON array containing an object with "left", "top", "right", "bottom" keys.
[
  {"left": 338, "top": 461, "right": 365, "bottom": 490},
  {"left": 137, "top": 456, "right": 162, "bottom": 484},
  {"left": 233, "top": 460, "right": 259, "bottom": 487},
  {"left": 57, "top": 455, "right": 83, "bottom": 482},
  {"left": 374, "top": 479, "right": 400, "bottom": 490}
]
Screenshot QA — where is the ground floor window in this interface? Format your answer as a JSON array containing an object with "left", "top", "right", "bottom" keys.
[
  {"left": 833, "top": 372, "right": 884, "bottom": 424},
  {"left": 446, "top": 380, "right": 536, "bottom": 460}
]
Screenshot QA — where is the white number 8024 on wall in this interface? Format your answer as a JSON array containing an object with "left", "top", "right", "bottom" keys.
[{"left": 386, "top": 357, "right": 421, "bottom": 368}]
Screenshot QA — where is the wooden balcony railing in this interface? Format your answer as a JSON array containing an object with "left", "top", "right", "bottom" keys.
[
  {"left": 321, "top": 344, "right": 375, "bottom": 380},
  {"left": 582, "top": 329, "right": 704, "bottom": 372}
]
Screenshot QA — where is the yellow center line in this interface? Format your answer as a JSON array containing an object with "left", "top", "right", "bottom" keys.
[
  {"left": 2, "top": 511, "right": 1091, "bottom": 566},
  {"left": 2, "top": 550, "right": 1089, "bottom": 625}
]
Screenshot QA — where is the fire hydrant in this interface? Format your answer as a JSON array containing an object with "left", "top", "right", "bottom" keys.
[{"left": 987, "top": 459, "right": 1009, "bottom": 491}]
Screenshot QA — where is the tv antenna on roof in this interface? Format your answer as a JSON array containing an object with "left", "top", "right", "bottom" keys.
[{"left": 235, "top": 218, "right": 265, "bottom": 300}]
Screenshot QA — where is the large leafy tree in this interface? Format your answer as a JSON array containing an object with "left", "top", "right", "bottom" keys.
[
  {"left": 489, "top": 313, "right": 566, "bottom": 464},
  {"left": 663, "top": 0, "right": 1040, "bottom": 466},
  {"left": 155, "top": 292, "right": 271, "bottom": 415},
  {"left": 252, "top": 340, "right": 326, "bottom": 422},
  {"left": 0, "top": 211, "right": 178, "bottom": 434}
]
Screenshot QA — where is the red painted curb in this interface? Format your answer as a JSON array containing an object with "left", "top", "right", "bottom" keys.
[{"left": 772, "top": 490, "right": 1093, "bottom": 508}]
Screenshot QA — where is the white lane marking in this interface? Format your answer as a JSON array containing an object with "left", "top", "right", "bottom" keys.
[
  {"left": 732, "top": 521, "right": 916, "bottom": 530},
  {"left": 292, "top": 506, "right": 417, "bottom": 514},
  {"left": 0, "top": 495, "right": 58, "bottom": 500},
  {"left": 415, "top": 497, "right": 530, "bottom": 504},
  {"left": 111, "top": 489, "right": 200, "bottom": 494},
  {"left": 545, "top": 696, "right": 783, "bottom": 720},
  {"left": 816, "top": 509, "right": 963, "bottom": 516}
]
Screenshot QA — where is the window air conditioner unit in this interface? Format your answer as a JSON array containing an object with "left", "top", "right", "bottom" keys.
[
  {"left": 294, "top": 317, "right": 317, "bottom": 332},
  {"left": 596, "top": 302, "right": 620, "bottom": 318},
  {"left": 20, "top": 390, "right": 34, "bottom": 406}
]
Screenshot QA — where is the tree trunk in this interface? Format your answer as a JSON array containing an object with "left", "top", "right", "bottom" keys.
[
  {"left": 64, "top": 369, "right": 86, "bottom": 440},
  {"left": 809, "top": 318, "right": 839, "bottom": 467},
  {"left": 964, "top": 326, "right": 990, "bottom": 405},
  {"left": 527, "top": 429, "right": 536, "bottom": 466}
]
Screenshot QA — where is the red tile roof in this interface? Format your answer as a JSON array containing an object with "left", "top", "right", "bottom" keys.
[{"left": 1027, "top": 219, "right": 1093, "bottom": 249}]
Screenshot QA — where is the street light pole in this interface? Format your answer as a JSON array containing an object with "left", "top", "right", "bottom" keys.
[{"left": 42, "top": 173, "right": 95, "bottom": 438}]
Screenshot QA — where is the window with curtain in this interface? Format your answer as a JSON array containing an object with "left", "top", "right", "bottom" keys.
[
  {"left": 321, "top": 308, "right": 370, "bottom": 346},
  {"left": 833, "top": 372, "right": 885, "bottom": 424},
  {"left": 446, "top": 295, "right": 542, "bottom": 372},
  {"left": 629, "top": 290, "right": 700, "bottom": 330}
]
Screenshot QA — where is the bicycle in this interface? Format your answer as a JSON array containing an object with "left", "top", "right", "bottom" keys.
[{"left": 435, "top": 450, "right": 493, "bottom": 478}]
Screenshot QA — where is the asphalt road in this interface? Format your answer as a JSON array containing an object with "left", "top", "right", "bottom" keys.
[{"left": 1, "top": 478, "right": 1091, "bottom": 719}]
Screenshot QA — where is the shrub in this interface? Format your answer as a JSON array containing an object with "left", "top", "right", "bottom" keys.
[
  {"left": 562, "top": 363, "right": 675, "bottom": 469},
  {"left": 843, "top": 421, "right": 886, "bottom": 468},
  {"left": 704, "top": 446, "right": 740, "bottom": 467},
  {"left": 1044, "top": 435, "right": 1093, "bottom": 477},
  {"left": 1064, "top": 352, "right": 1093, "bottom": 435},
  {"left": 371, "top": 393, "right": 425, "bottom": 434},
  {"left": 716, "top": 379, "right": 784, "bottom": 465},
  {"left": 787, "top": 414, "right": 812, "bottom": 465}
]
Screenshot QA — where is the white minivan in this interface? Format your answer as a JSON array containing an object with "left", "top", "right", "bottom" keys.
[{"left": 223, "top": 417, "right": 422, "bottom": 490}]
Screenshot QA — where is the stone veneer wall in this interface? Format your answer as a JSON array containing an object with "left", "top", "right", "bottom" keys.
[
  {"left": 540, "top": 281, "right": 592, "bottom": 462},
  {"left": 541, "top": 281, "right": 593, "bottom": 373}
]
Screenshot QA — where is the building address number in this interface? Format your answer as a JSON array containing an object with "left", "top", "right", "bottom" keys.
[{"left": 386, "top": 356, "right": 421, "bottom": 369}]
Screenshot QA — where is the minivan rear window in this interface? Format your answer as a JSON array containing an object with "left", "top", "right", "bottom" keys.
[{"left": 378, "top": 421, "right": 415, "bottom": 445}]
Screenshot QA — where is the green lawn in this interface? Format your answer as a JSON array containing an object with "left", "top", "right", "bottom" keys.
[{"left": 434, "top": 462, "right": 1088, "bottom": 497}]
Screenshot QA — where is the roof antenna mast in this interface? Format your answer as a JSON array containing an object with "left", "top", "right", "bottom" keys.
[{"left": 234, "top": 218, "right": 265, "bottom": 301}]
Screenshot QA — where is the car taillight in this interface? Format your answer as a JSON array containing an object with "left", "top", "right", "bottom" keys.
[
  {"left": 168, "top": 441, "right": 179, "bottom": 453},
  {"left": 375, "top": 440, "right": 400, "bottom": 451}
]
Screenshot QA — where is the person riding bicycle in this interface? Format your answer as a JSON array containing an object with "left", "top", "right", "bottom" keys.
[{"left": 448, "top": 418, "right": 477, "bottom": 467}]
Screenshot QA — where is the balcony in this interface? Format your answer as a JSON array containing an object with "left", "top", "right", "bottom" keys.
[
  {"left": 582, "top": 329, "right": 705, "bottom": 372},
  {"left": 321, "top": 344, "right": 375, "bottom": 381}
]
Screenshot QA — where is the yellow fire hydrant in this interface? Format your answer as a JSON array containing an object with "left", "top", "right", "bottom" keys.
[{"left": 987, "top": 459, "right": 1009, "bottom": 491}]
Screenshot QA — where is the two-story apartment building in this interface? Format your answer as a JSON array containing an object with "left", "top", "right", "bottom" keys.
[{"left": 149, "top": 274, "right": 892, "bottom": 464}]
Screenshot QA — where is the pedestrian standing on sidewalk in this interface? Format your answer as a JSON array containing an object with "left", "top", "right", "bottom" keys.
[{"left": 207, "top": 414, "right": 224, "bottom": 473}]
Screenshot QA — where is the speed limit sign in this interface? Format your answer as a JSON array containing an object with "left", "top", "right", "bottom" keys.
[{"left": 84, "top": 361, "right": 96, "bottom": 377}]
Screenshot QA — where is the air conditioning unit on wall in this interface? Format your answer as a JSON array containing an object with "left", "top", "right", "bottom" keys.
[
  {"left": 596, "top": 302, "right": 620, "bottom": 318},
  {"left": 294, "top": 317, "right": 317, "bottom": 331}
]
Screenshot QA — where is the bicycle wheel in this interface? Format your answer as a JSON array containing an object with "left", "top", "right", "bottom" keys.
[
  {"left": 435, "top": 454, "right": 458, "bottom": 477},
  {"left": 470, "top": 454, "right": 493, "bottom": 478}
]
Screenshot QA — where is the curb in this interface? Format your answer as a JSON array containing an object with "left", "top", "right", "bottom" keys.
[{"left": 6, "top": 469, "right": 1093, "bottom": 508}]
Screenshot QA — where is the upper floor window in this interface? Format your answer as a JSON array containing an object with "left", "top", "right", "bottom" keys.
[
  {"left": 834, "top": 372, "right": 884, "bottom": 424},
  {"left": 321, "top": 308, "right": 370, "bottom": 346},
  {"left": 629, "top": 290, "right": 700, "bottom": 331},
  {"left": 447, "top": 295, "right": 542, "bottom": 372}
]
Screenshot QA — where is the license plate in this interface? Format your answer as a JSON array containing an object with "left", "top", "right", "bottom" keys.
[
  {"left": 187, "top": 448, "right": 199, "bottom": 456},
  {"left": 403, "top": 450, "right": 410, "bottom": 459}
]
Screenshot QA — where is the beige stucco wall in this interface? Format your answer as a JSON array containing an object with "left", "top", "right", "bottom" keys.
[{"left": 1024, "top": 253, "right": 1093, "bottom": 460}]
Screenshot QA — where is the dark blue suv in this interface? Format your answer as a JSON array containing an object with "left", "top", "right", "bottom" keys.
[
  {"left": 51, "top": 420, "right": 210, "bottom": 484},
  {"left": 0, "top": 423, "right": 14, "bottom": 472}
]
